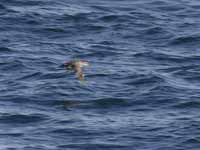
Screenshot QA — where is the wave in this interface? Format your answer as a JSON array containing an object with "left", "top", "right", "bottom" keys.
[
  {"left": 0, "top": 113, "right": 48, "bottom": 124},
  {"left": 0, "top": 0, "right": 47, "bottom": 6},
  {"left": 0, "top": 59, "right": 28, "bottom": 71},
  {"left": 0, "top": 4, "right": 6, "bottom": 10},
  {"left": 172, "top": 101, "right": 200, "bottom": 109},
  {"left": 170, "top": 35, "right": 200, "bottom": 46},
  {"left": 134, "top": 51, "right": 186, "bottom": 63},
  {"left": 0, "top": 46, "right": 14, "bottom": 53},
  {"left": 51, "top": 98, "right": 130, "bottom": 110},
  {"left": 99, "top": 14, "right": 133, "bottom": 22},
  {"left": 124, "top": 73, "right": 165, "bottom": 86},
  {"left": 57, "top": 143, "right": 128, "bottom": 149}
]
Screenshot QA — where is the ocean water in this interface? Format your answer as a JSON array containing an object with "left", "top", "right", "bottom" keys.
[{"left": 0, "top": 0, "right": 200, "bottom": 149}]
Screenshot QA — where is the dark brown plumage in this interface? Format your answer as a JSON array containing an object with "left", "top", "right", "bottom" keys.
[{"left": 64, "top": 60, "right": 89, "bottom": 80}]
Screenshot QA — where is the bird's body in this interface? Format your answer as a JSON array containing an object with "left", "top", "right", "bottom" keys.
[{"left": 64, "top": 60, "right": 89, "bottom": 80}]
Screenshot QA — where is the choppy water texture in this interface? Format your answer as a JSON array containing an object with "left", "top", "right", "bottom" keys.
[{"left": 0, "top": 0, "right": 200, "bottom": 149}]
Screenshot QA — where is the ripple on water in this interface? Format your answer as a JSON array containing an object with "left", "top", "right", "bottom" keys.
[
  {"left": 0, "top": 47, "right": 15, "bottom": 54},
  {"left": 89, "top": 97, "right": 130, "bottom": 108},
  {"left": 172, "top": 101, "right": 200, "bottom": 109},
  {"left": 57, "top": 143, "right": 128, "bottom": 149},
  {"left": 134, "top": 51, "right": 185, "bottom": 64},
  {"left": 0, "top": 4, "right": 6, "bottom": 10},
  {"left": 52, "top": 98, "right": 131, "bottom": 110},
  {"left": 0, "top": 113, "right": 49, "bottom": 124},
  {"left": 170, "top": 35, "right": 200, "bottom": 46},
  {"left": 99, "top": 14, "right": 134, "bottom": 22},
  {"left": 0, "top": 60, "right": 28, "bottom": 72},
  {"left": 124, "top": 73, "right": 165, "bottom": 86}
]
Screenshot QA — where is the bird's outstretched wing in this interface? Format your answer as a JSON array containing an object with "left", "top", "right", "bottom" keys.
[{"left": 75, "top": 65, "right": 84, "bottom": 80}]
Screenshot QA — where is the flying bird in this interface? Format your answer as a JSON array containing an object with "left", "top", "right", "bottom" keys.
[{"left": 64, "top": 60, "right": 89, "bottom": 80}]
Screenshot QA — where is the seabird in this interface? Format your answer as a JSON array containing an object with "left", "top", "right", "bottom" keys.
[{"left": 64, "top": 60, "right": 89, "bottom": 80}]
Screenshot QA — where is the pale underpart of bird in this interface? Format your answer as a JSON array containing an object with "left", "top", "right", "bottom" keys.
[{"left": 64, "top": 60, "right": 89, "bottom": 80}]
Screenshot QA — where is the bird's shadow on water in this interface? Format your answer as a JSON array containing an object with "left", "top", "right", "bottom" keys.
[
  {"left": 53, "top": 96, "right": 132, "bottom": 112},
  {"left": 54, "top": 100, "right": 87, "bottom": 111}
]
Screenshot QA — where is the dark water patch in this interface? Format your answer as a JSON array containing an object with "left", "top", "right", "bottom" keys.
[
  {"left": 87, "top": 73, "right": 109, "bottom": 78},
  {"left": 131, "top": 107, "right": 155, "bottom": 112},
  {"left": 52, "top": 100, "right": 82, "bottom": 109},
  {"left": 50, "top": 128, "right": 96, "bottom": 137},
  {"left": 142, "top": 26, "right": 173, "bottom": 41},
  {"left": 42, "top": 27, "right": 66, "bottom": 33},
  {"left": 135, "top": 95, "right": 178, "bottom": 108},
  {"left": 99, "top": 14, "right": 133, "bottom": 23},
  {"left": 155, "top": 4, "right": 186, "bottom": 12},
  {"left": 0, "top": 95, "right": 65, "bottom": 108},
  {"left": 35, "top": 24, "right": 106, "bottom": 36},
  {"left": 90, "top": 44, "right": 120, "bottom": 51},
  {"left": 172, "top": 68, "right": 200, "bottom": 79},
  {"left": 57, "top": 143, "right": 128, "bottom": 149},
  {"left": 0, "top": 47, "right": 14, "bottom": 53},
  {"left": 124, "top": 73, "right": 165, "bottom": 86},
  {"left": 16, "top": 72, "right": 42, "bottom": 81},
  {"left": 135, "top": 86, "right": 189, "bottom": 108},
  {"left": 25, "top": 19, "right": 41, "bottom": 25},
  {"left": 91, "top": 5, "right": 114, "bottom": 13},
  {"left": 0, "top": 60, "right": 28, "bottom": 71},
  {"left": 88, "top": 98, "right": 130, "bottom": 109},
  {"left": 183, "top": 138, "right": 200, "bottom": 144},
  {"left": 54, "top": 98, "right": 131, "bottom": 110},
  {"left": 33, "top": 28, "right": 74, "bottom": 37},
  {"left": 176, "top": 9, "right": 200, "bottom": 19},
  {"left": 134, "top": 51, "right": 186, "bottom": 64},
  {"left": 78, "top": 24, "right": 107, "bottom": 33},
  {"left": 180, "top": 138, "right": 200, "bottom": 149},
  {"left": 28, "top": 57, "right": 60, "bottom": 67},
  {"left": 76, "top": 50, "right": 120, "bottom": 59},
  {"left": 39, "top": 72, "right": 69, "bottom": 80},
  {"left": 62, "top": 13, "right": 92, "bottom": 22},
  {"left": 0, "top": 133, "right": 23, "bottom": 137},
  {"left": 172, "top": 101, "right": 200, "bottom": 109},
  {"left": 95, "top": 40, "right": 115, "bottom": 45},
  {"left": 144, "top": 27, "right": 166, "bottom": 35},
  {"left": 136, "top": 27, "right": 174, "bottom": 42},
  {"left": 184, "top": 55, "right": 200, "bottom": 63},
  {"left": 190, "top": 5, "right": 200, "bottom": 10},
  {"left": 129, "top": 11, "right": 156, "bottom": 21},
  {"left": 0, "top": 4, "right": 6, "bottom": 10},
  {"left": 22, "top": 147, "right": 43, "bottom": 150},
  {"left": 0, "top": 113, "right": 49, "bottom": 124},
  {"left": 158, "top": 65, "right": 200, "bottom": 73},
  {"left": 146, "top": 1, "right": 167, "bottom": 6},
  {"left": 149, "top": 84, "right": 186, "bottom": 94},
  {"left": 1, "top": 39, "right": 10, "bottom": 43},
  {"left": 170, "top": 35, "right": 200, "bottom": 46},
  {"left": 183, "top": 75, "right": 200, "bottom": 84},
  {"left": 111, "top": 23, "right": 133, "bottom": 31},
  {"left": 1, "top": 0, "right": 48, "bottom": 6},
  {"left": 143, "top": 126, "right": 166, "bottom": 132}
]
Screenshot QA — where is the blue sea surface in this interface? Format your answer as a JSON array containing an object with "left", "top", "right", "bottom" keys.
[{"left": 0, "top": 0, "right": 200, "bottom": 149}]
